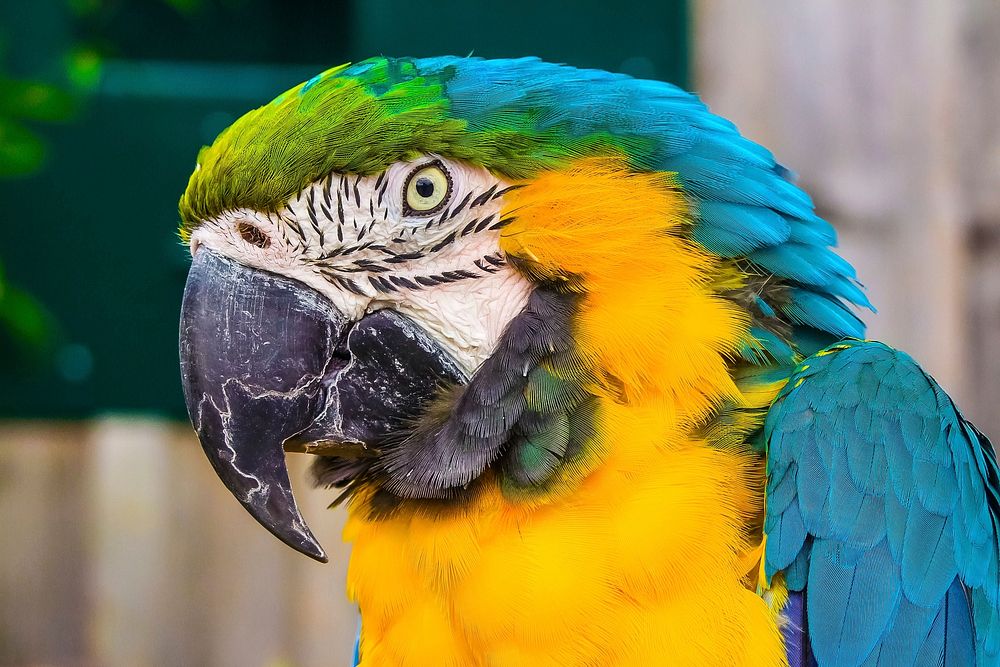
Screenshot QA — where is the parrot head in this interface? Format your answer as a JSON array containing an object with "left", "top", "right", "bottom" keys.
[{"left": 178, "top": 57, "right": 868, "bottom": 562}]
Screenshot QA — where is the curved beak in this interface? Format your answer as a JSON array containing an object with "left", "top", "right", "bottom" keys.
[
  {"left": 179, "top": 250, "right": 465, "bottom": 562},
  {"left": 179, "top": 250, "right": 340, "bottom": 561}
]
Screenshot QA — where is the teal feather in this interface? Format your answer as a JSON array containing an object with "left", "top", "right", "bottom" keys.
[
  {"left": 693, "top": 201, "right": 791, "bottom": 257},
  {"left": 767, "top": 459, "right": 800, "bottom": 517},
  {"left": 788, "top": 214, "right": 837, "bottom": 246},
  {"left": 827, "top": 276, "right": 874, "bottom": 311},
  {"left": 780, "top": 289, "right": 866, "bottom": 339},
  {"left": 807, "top": 539, "right": 901, "bottom": 665},
  {"left": 942, "top": 580, "right": 976, "bottom": 665},
  {"left": 769, "top": 499, "right": 809, "bottom": 575},
  {"left": 754, "top": 298, "right": 778, "bottom": 319},
  {"left": 740, "top": 326, "right": 796, "bottom": 365},
  {"left": 784, "top": 538, "right": 812, "bottom": 590},
  {"left": 863, "top": 579, "right": 977, "bottom": 667},
  {"left": 765, "top": 340, "right": 1000, "bottom": 665}
]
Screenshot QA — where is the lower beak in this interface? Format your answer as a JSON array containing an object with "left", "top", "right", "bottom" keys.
[{"left": 178, "top": 250, "right": 465, "bottom": 562}]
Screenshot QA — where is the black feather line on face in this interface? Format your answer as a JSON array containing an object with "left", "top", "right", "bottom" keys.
[
  {"left": 377, "top": 174, "right": 389, "bottom": 207},
  {"left": 322, "top": 173, "right": 333, "bottom": 208},
  {"left": 448, "top": 190, "right": 474, "bottom": 219},
  {"left": 281, "top": 214, "right": 306, "bottom": 242},
  {"left": 306, "top": 188, "right": 324, "bottom": 247},
  {"left": 470, "top": 183, "right": 499, "bottom": 208}
]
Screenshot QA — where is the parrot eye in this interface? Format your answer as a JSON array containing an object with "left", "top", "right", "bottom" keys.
[{"left": 403, "top": 161, "right": 452, "bottom": 215}]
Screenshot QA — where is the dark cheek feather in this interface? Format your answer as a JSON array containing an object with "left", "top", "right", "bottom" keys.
[{"left": 366, "top": 286, "right": 599, "bottom": 507}]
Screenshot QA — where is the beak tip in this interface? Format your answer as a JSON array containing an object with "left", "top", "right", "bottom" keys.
[
  {"left": 242, "top": 490, "right": 331, "bottom": 564},
  {"left": 289, "top": 528, "right": 329, "bottom": 563},
  {"left": 308, "top": 547, "right": 330, "bottom": 564},
  {"left": 249, "top": 505, "right": 330, "bottom": 563}
]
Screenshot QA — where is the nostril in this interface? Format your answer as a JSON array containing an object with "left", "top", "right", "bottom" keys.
[
  {"left": 324, "top": 338, "right": 353, "bottom": 376},
  {"left": 238, "top": 221, "right": 271, "bottom": 249}
]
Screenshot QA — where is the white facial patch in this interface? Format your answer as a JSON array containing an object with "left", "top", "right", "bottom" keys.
[{"left": 189, "top": 156, "right": 533, "bottom": 373}]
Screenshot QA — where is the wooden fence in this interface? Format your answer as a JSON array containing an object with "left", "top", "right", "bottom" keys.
[{"left": 0, "top": 419, "right": 357, "bottom": 667}]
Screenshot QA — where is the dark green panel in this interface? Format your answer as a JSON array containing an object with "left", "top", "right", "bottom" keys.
[
  {"left": 0, "top": 0, "right": 688, "bottom": 418},
  {"left": 77, "top": 0, "right": 355, "bottom": 65},
  {"left": 352, "top": 0, "right": 688, "bottom": 87}
]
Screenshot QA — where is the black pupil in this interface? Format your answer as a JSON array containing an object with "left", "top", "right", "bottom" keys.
[{"left": 415, "top": 176, "right": 435, "bottom": 198}]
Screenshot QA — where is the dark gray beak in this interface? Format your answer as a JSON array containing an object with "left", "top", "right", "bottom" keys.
[{"left": 179, "top": 250, "right": 465, "bottom": 562}]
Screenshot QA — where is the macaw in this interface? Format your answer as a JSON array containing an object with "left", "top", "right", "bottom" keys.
[{"left": 177, "top": 56, "right": 1000, "bottom": 666}]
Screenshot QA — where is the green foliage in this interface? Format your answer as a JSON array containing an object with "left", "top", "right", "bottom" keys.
[
  {"left": 64, "top": 47, "right": 103, "bottom": 91},
  {"left": 0, "top": 260, "right": 57, "bottom": 365},
  {"left": 0, "top": 77, "right": 77, "bottom": 121},
  {"left": 0, "top": 72, "right": 80, "bottom": 175},
  {"left": 0, "top": 116, "right": 46, "bottom": 177},
  {"left": 0, "top": 75, "right": 78, "bottom": 177}
]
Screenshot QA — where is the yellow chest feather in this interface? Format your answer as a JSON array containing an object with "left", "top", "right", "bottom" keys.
[{"left": 344, "top": 427, "right": 787, "bottom": 666}]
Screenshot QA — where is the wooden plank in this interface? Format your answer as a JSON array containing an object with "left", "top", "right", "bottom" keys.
[
  {"left": 85, "top": 417, "right": 178, "bottom": 666},
  {"left": 0, "top": 422, "right": 89, "bottom": 665}
]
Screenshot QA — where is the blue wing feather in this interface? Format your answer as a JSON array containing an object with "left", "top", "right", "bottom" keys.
[{"left": 765, "top": 340, "right": 1000, "bottom": 666}]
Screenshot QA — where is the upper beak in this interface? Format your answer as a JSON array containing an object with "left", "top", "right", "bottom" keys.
[{"left": 179, "top": 250, "right": 465, "bottom": 562}]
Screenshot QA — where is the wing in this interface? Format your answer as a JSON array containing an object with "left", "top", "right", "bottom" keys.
[{"left": 763, "top": 340, "right": 1000, "bottom": 666}]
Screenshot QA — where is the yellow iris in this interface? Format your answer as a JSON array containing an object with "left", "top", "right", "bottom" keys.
[{"left": 405, "top": 162, "right": 451, "bottom": 214}]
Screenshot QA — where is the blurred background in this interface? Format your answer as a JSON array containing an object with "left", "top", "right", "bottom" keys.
[{"left": 0, "top": 0, "right": 997, "bottom": 665}]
